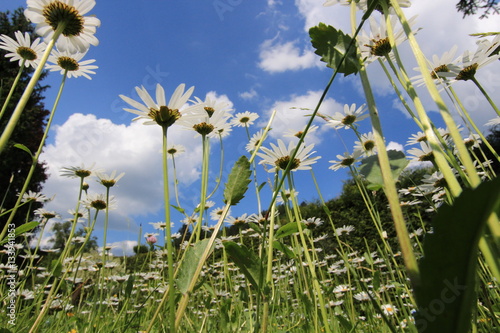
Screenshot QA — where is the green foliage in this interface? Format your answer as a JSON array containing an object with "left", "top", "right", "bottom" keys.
[
  {"left": 414, "top": 177, "right": 500, "bottom": 333},
  {"left": 223, "top": 156, "right": 252, "bottom": 205},
  {"left": 176, "top": 238, "right": 210, "bottom": 295},
  {"left": 0, "top": 221, "right": 39, "bottom": 246},
  {"left": 223, "top": 241, "right": 263, "bottom": 293},
  {"left": 359, "top": 150, "right": 409, "bottom": 191},
  {"left": 309, "top": 23, "right": 361, "bottom": 76},
  {"left": 0, "top": 8, "right": 50, "bottom": 232}
]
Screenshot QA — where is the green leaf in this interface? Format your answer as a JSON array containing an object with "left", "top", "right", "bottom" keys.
[
  {"left": 275, "top": 222, "right": 305, "bottom": 239},
  {"left": 0, "top": 221, "right": 40, "bottom": 245},
  {"left": 358, "top": 150, "right": 409, "bottom": 189},
  {"left": 272, "top": 240, "right": 296, "bottom": 259},
  {"left": 13, "top": 143, "right": 33, "bottom": 159},
  {"left": 414, "top": 177, "right": 500, "bottom": 333},
  {"left": 223, "top": 156, "right": 252, "bottom": 205},
  {"left": 176, "top": 239, "right": 210, "bottom": 295},
  {"left": 124, "top": 274, "right": 135, "bottom": 298},
  {"left": 223, "top": 241, "right": 262, "bottom": 292},
  {"left": 309, "top": 23, "right": 361, "bottom": 76},
  {"left": 171, "top": 205, "right": 185, "bottom": 214},
  {"left": 51, "top": 259, "right": 63, "bottom": 277}
]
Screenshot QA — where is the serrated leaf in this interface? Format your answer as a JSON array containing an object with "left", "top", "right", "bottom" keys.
[
  {"left": 176, "top": 239, "right": 210, "bottom": 295},
  {"left": 414, "top": 177, "right": 500, "bottom": 333},
  {"left": 13, "top": 143, "right": 33, "bottom": 159},
  {"left": 359, "top": 150, "right": 409, "bottom": 189},
  {"left": 223, "top": 241, "right": 262, "bottom": 292},
  {"left": 309, "top": 23, "right": 361, "bottom": 76},
  {"left": 223, "top": 156, "right": 251, "bottom": 205},
  {"left": 275, "top": 222, "right": 305, "bottom": 239},
  {"left": 0, "top": 221, "right": 40, "bottom": 245}
]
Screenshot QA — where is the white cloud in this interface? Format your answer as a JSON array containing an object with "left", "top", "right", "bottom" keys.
[
  {"left": 39, "top": 113, "right": 204, "bottom": 232},
  {"left": 239, "top": 88, "right": 258, "bottom": 100},
  {"left": 258, "top": 39, "right": 321, "bottom": 73},
  {"left": 108, "top": 240, "right": 138, "bottom": 257},
  {"left": 261, "top": 90, "right": 343, "bottom": 144}
]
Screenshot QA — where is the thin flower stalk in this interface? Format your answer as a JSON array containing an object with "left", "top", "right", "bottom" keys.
[
  {"left": 387, "top": 0, "right": 481, "bottom": 191},
  {"left": 0, "top": 68, "right": 68, "bottom": 243},
  {"left": 471, "top": 77, "right": 500, "bottom": 117},
  {"left": 389, "top": 0, "right": 500, "bottom": 281},
  {"left": 194, "top": 134, "right": 211, "bottom": 242},
  {"left": 0, "top": 59, "right": 26, "bottom": 121},
  {"left": 0, "top": 23, "right": 65, "bottom": 154}
]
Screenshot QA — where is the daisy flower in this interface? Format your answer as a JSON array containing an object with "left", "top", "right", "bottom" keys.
[
  {"left": 20, "top": 191, "right": 50, "bottom": 203},
  {"left": 354, "top": 132, "right": 377, "bottom": 157},
  {"left": 245, "top": 129, "right": 265, "bottom": 153},
  {"left": 276, "top": 189, "right": 299, "bottom": 204},
  {"left": 335, "top": 225, "right": 355, "bottom": 236},
  {"left": 34, "top": 208, "right": 59, "bottom": 220},
  {"left": 381, "top": 304, "right": 398, "bottom": 316},
  {"left": 150, "top": 221, "right": 168, "bottom": 230},
  {"left": 95, "top": 170, "right": 125, "bottom": 188},
  {"left": 357, "top": 15, "right": 416, "bottom": 63},
  {"left": 24, "top": 0, "right": 101, "bottom": 53},
  {"left": 210, "top": 206, "right": 231, "bottom": 221},
  {"left": 327, "top": 104, "right": 368, "bottom": 130},
  {"left": 231, "top": 111, "right": 259, "bottom": 127},
  {"left": 454, "top": 34, "right": 500, "bottom": 81},
  {"left": 407, "top": 141, "right": 435, "bottom": 162},
  {"left": 0, "top": 31, "right": 46, "bottom": 68},
  {"left": 284, "top": 125, "right": 319, "bottom": 140},
  {"left": 411, "top": 45, "right": 461, "bottom": 86},
  {"left": 46, "top": 49, "right": 97, "bottom": 79},
  {"left": 119, "top": 83, "right": 194, "bottom": 127},
  {"left": 257, "top": 139, "right": 320, "bottom": 173},
  {"left": 485, "top": 117, "right": 500, "bottom": 127},
  {"left": 60, "top": 163, "right": 96, "bottom": 179},
  {"left": 166, "top": 144, "right": 186, "bottom": 159},
  {"left": 225, "top": 214, "right": 249, "bottom": 226},
  {"left": 178, "top": 96, "right": 233, "bottom": 137},
  {"left": 329, "top": 150, "right": 362, "bottom": 171},
  {"left": 81, "top": 193, "right": 116, "bottom": 211}
]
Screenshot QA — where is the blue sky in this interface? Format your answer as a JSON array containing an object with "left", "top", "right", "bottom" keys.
[{"left": 2, "top": 0, "right": 499, "bottom": 255}]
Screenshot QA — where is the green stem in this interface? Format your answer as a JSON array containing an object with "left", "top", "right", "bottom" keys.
[
  {"left": 194, "top": 134, "right": 210, "bottom": 242},
  {"left": 161, "top": 125, "right": 176, "bottom": 332},
  {"left": 0, "top": 23, "right": 65, "bottom": 154},
  {"left": 0, "top": 70, "right": 68, "bottom": 243},
  {"left": 0, "top": 59, "right": 25, "bottom": 121},
  {"left": 472, "top": 77, "right": 500, "bottom": 117}
]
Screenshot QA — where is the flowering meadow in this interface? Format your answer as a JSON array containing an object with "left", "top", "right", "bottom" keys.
[{"left": 1, "top": 0, "right": 500, "bottom": 332}]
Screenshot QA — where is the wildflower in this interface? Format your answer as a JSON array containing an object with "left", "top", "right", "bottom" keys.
[
  {"left": 284, "top": 125, "right": 319, "bottom": 140},
  {"left": 327, "top": 104, "right": 368, "bottom": 130},
  {"left": 257, "top": 139, "right": 320, "bottom": 173},
  {"left": 485, "top": 117, "right": 500, "bottom": 127},
  {"left": 245, "top": 129, "right": 265, "bottom": 153},
  {"left": 454, "top": 35, "right": 500, "bottom": 81},
  {"left": 146, "top": 235, "right": 158, "bottom": 245},
  {"left": 166, "top": 144, "right": 186, "bottom": 159},
  {"left": 276, "top": 189, "right": 299, "bottom": 204},
  {"left": 358, "top": 16, "right": 415, "bottom": 63},
  {"left": 231, "top": 111, "right": 259, "bottom": 127},
  {"left": 462, "top": 133, "right": 481, "bottom": 150},
  {"left": 225, "top": 214, "right": 249, "bottom": 226},
  {"left": 46, "top": 49, "right": 97, "bottom": 79},
  {"left": 178, "top": 96, "right": 232, "bottom": 137},
  {"left": 381, "top": 304, "right": 398, "bottom": 316},
  {"left": 81, "top": 193, "right": 115, "bottom": 211},
  {"left": 96, "top": 170, "right": 125, "bottom": 188},
  {"left": 210, "top": 206, "right": 230, "bottom": 221},
  {"left": 0, "top": 31, "right": 46, "bottom": 68},
  {"left": 150, "top": 221, "right": 168, "bottom": 230},
  {"left": 411, "top": 45, "right": 461, "bottom": 86},
  {"left": 20, "top": 191, "right": 50, "bottom": 203},
  {"left": 329, "top": 150, "right": 362, "bottom": 171},
  {"left": 303, "top": 217, "right": 323, "bottom": 228},
  {"left": 354, "top": 132, "right": 377, "bottom": 157},
  {"left": 34, "top": 208, "right": 59, "bottom": 220},
  {"left": 60, "top": 163, "right": 96, "bottom": 179},
  {"left": 407, "top": 141, "right": 434, "bottom": 162},
  {"left": 24, "top": 0, "right": 101, "bottom": 53},
  {"left": 119, "top": 83, "right": 194, "bottom": 127},
  {"left": 335, "top": 225, "right": 355, "bottom": 236},
  {"left": 354, "top": 291, "right": 374, "bottom": 301},
  {"left": 406, "top": 131, "right": 428, "bottom": 146}
]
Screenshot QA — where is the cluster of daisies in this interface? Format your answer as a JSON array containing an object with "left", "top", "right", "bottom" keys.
[{"left": 0, "top": 0, "right": 100, "bottom": 79}]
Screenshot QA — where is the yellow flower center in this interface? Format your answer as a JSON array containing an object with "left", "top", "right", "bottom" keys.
[
  {"left": 430, "top": 64, "right": 449, "bottom": 79},
  {"left": 456, "top": 63, "right": 478, "bottom": 81},
  {"left": 275, "top": 156, "right": 300, "bottom": 170},
  {"left": 17, "top": 46, "right": 37, "bottom": 61},
  {"left": 204, "top": 106, "right": 215, "bottom": 117},
  {"left": 366, "top": 38, "right": 392, "bottom": 57},
  {"left": 149, "top": 106, "right": 181, "bottom": 128},
  {"left": 43, "top": 1, "right": 85, "bottom": 37},
  {"left": 57, "top": 56, "right": 79, "bottom": 71}
]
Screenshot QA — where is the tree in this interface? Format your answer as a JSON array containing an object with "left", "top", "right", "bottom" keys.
[
  {"left": 456, "top": 0, "right": 499, "bottom": 18},
  {"left": 0, "top": 8, "right": 50, "bottom": 232},
  {"left": 49, "top": 221, "right": 98, "bottom": 255}
]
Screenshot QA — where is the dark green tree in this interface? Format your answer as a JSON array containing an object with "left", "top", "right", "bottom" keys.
[
  {"left": 49, "top": 220, "right": 98, "bottom": 255},
  {"left": 456, "top": 0, "right": 499, "bottom": 18},
  {"left": 0, "top": 8, "right": 50, "bottom": 232}
]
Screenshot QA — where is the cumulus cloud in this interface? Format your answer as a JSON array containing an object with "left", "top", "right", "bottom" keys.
[
  {"left": 39, "top": 113, "right": 204, "bottom": 233},
  {"left": 258, "top": 39, "right": 321, "bottom": 73},
  {"left": 239, "top": 88, "right": 258, "bottom": 100},
  {"left": 261, "top": 90, "right": 344, "bottom": 144}
]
